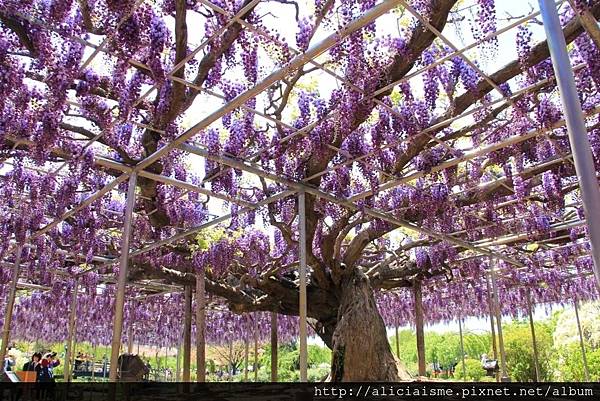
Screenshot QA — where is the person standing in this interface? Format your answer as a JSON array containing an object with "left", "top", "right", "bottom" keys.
[
  {"left": 38, "top": 353, "right": 60, "bottom": 401},
  {"left": 23, "top": 352, "right": 43, "bottom": 374},
  {"left": 3, "top": 352, "right": 16, "bottom": 372},
  {"left": 39, "top": 353, "right": 60, "bottom": 382}
]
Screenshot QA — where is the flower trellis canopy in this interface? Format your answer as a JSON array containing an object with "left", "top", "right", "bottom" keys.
[{"left": 1, "top": 0, "right": 600, "bottom": 350}]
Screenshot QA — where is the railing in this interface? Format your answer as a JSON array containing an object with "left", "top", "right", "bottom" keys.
[
  {"left": 71, "top": 359, "right": 109, "bottom": 380},
  {"left": 148, "top": 368, "right": 176, "bottom": 382},
  {"left": 66, "top": 360, "right": 178, "bottom": 382}
]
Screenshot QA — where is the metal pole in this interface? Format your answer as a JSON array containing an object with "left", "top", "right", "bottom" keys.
[
  {"left": 108, "top": 172, "right": 137, "bottom": 381},
  {"left": 0, "top": 245, "right": 23, "bottom": 365},
  {"left": 298, "top": 191, "right": 308, "bottom": 382},
  {"left": 490, "top": 263, "right": 510, "bottom": 382},
  {"left": 176, "top": 344, "right": 181, "bottom": 382},
  {"left": 127, "top": 324, "right": 134, "bottom": 354},
  {"left": 539, "top": 0, "right": 600, "bottom": 291},
  {"left": 485, "top": 273, "right": 499, "bottom": 382},
  {"left": 244, "top": 339, "right": 249, "bottom": 381},
  {"left": 91, "top": 345, "right": 96, "bottom": 382},
  {"left": 254, "top": 315, "right": 259, "bottom": 382},
  {"left": 458, "top": 316, "right": 467, "bottom": 381},
  {"left": 64, "top": 278, "right": 79, "bottom": 382},
  {"left": 395, "top": 325, "right": 400, "bottom": 358},
  {"left": 183, "top": 285, "right": 192, "bottom": 382},
  {"left": 413, "top": 280, "right": 426, "bottom": 377},
  {"left": 196, "top": 269, "right": 206, "bottom": 382},
  {"left": 155, "top": 347, "right": 159, "bottom": 380},
  {"left": 270, "top": 312, "right": 278, "bottom": 382},
  {"left": 485, "top": 275, "right": 499, "bottom": 360},
  {"left": 526, "top": 290, "right": 541, "bottom": 382},
  {"left": 573, "top": 299, "right": 591, "bottom": 381}
]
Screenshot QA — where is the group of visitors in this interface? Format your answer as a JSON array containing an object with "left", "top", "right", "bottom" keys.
[
  {"left": 73, "top": 352, "right": 93, "bottom": 372},
  {"left": 430, "top": 361, "right": 458, "bottom": 378},
  {"left": 3, "top": 350, "right": 61, "bottom": 383}
]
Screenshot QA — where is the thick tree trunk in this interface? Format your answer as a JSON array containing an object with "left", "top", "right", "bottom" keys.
[{"left": 329, "top": 269, "right": 409, "bottom": 381}]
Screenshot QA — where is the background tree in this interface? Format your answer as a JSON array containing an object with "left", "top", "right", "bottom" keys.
[
  {"left": 502, "top": 321, "right": 554, "bottom": 381},
  {"left": 552, "top": 301, "right": 600, "bottom": 381}
]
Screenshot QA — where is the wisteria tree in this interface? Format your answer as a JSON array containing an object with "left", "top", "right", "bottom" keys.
[{"left": 1, "top": 0, "right": 600, "bottom": 381}]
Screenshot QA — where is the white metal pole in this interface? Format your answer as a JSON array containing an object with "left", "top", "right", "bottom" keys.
[
  {"left": 196, "top": 269, "right": 206, "bottom": 382},
  {"left": 0, "top": 245, "right": 23, "bottom": 365},
  {"left": 485, "top": 273, "right": 500, "bottom": 382},
  {"left": 127, "top": 324, "right": 134, "bottom": 354},
  {"left": 458, "top": 316, "right": 466, "bottom": 381},
  {"left": 526, "top": 290, "right": 541, "bottom": 382},
  {"left": 573, "top": 299, "right": 590, "bottom": 381},
  {"left": 298, "top": 191, "right": 308, "bottom": 382},
  {"left": 490, "top": 262, "right": 510, "bottom": 382},
  {"left": 395, "top": 325, "right": 400, "bottom": 358},
  {"left": 183, "top": 286, "right": 192, "bottom": 382},
  {"left": 244, "top": 339, "right": 249, "bottom": 381},
  {"left": 108, "top": 173, "right": 137, "bottom": 381},
  {"left": 539, "top": 0, "right": 600, "bottom": 291},
  {"left": 254, "top": 314, "right": 259, "bottom": 382},
  {"left": 64, "top": 278, "right": 79, "bottom": 382},
  {"left": 176, "top": 344, "right": 181, "bottom": 382}
]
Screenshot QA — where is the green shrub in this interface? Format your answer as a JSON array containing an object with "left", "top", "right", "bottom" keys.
[
  {"left": 455, "top": 358, "right": 486, "bottom": 382},
  {"left": 503, "top": 321, "right": 554, "bottom": 381}
]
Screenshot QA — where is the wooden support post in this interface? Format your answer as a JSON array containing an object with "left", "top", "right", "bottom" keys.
[
  {"left": 0, "top": 245, "right": 23, "bottom": 365},
  {"left": 183, "top": 286, "right": 192, "bottom": 382},
  {"left": 574, "top": 299, "right": 591, "bottom": 381},
  {"left": 569, "top": 0, "right": 600, "bottom": 48},
  {"left": 64, "top": 278, "right": 79, "bottom": 382},
  {"left": 413, "top": 280, "right": 426, "bottom": 377},
  {"left": 270, "top": 312, "right": 278, "bottom": 382},
  {"left": 526, "top": 290, "right": 541, "bottom": 382},
  {"left": 458, "top": 316, "right": 466, "bottom": 381},
  {"left": 109, "top": 173, "right": 137, "bottom": 381},
  {"left": 196, "top": 269, "right": 206, "bottom": 382}
]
